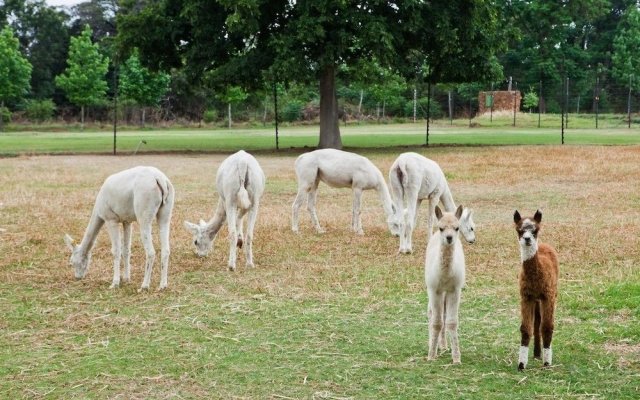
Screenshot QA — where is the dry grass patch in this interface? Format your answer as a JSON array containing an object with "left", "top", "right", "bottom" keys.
[{"left": 1, "top": 146, "right": 640, "bottom": 398}]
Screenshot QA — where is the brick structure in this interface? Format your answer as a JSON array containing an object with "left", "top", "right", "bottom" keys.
[{"left": 478, "top": 91, "right": 521, "bottom": 114}]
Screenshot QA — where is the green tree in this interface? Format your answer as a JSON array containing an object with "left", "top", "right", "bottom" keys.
[
  {"left": 120, "top": 51, "right": 170, "bottom": 126},
  {"left": 55, "top": 25, "right": 109, "bottom": 129},
  {"left": 0, "top": 26, "right": 32, "bottom": 131},
  {"left": 217, "top": 86, "right": 249, "bottom": 128},
  {"left": 612, "top": 5, "right": 640, "bottom": 90},
  {"left": 523, "top": 91, "right": 539, "bottom": 113},
  {"left": 118, "top": 0, "right": 505, "bottom": 149}
]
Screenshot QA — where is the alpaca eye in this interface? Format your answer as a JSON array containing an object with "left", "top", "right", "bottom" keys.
[
  {"left": 455, "top": 227, "right": 459, "bottom": 231},
  {"left": 194, "top": 240, "right": 198, "bottom": 246},
  {"left": 470, "top": 227, "right": 474, "bottom": 232},
  {"left": 439, "top": 228, "right": 444, "bottom": 232}
]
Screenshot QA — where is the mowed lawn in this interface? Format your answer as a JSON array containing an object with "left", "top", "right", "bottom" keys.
[{"left": 0, "top": 146, "right": 639, "bottom": 399}]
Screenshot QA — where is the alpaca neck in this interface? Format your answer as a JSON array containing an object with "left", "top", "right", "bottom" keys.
[
  {"left": 206, "top": 204, "right": 227, "bottom": 240},
  {"left": 440, "top": 184, "right": 457, "bottom": 212},
  {"left": 520, "top": 241, "right": 538, "bottom": 263},
  {"left": 78, "top": 213, "right": 104, "bottom": 256},
  {"left": 440, "top": 241, "right": 455, "bottom": 269},
  {"left": 376, "top": 178, "right": 395, "bottom": 218}
]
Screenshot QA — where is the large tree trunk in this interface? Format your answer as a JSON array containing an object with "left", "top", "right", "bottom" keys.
[
  {"left": 318, "top": 65, "right": 342, "bottom": 149},
  {"left": 141, "top": 107, "right": 146, "bottom": 127}
]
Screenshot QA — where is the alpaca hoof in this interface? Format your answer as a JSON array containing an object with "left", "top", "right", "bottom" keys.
[
  {"left": 158, "top": 284, "right": 167, "bottom": 291},
  {"left": 543, "top": 362, "right": 550, "bottom": 367},
  {"left": 137, "top": 287, "right": 149, "bottom": 293},
  {"left": 518, "top": 362, "right": 526, "bottom": 371},
  {"left": 356, "top": 230, "right": 364, "bottom": 236},
  {"left": 452, "top": 360, "right": 461, "bottom": 365},
  {"left": 427, "top": 355, "right": 437, "bottom": 361},
  {"left": 228, "top": 265, "right": 236, "bottom": 272},
  {"left": 246, "top": 262, "right": 255, "bottom": 269},
  {"left": 316, "top": 229, "right": 325, "bottom": 234},
  {"left": 109, "top": 282, "right": 120, "bottom": 289}
]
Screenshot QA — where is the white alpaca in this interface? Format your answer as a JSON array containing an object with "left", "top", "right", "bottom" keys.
[
  {"left": 291, "top": 148, "right": 400, "bottom": 236},
  {"left": 425, "top": 205, "right": 466, "bottom": 364},
  {"left": 389, "top": 152, "right": 474, "bottom": 254},
  {"left": 184, "top": 150, "right": 265, "bottom": 271},
  {"left": 64, "top": 166, "right": 175, "bottom": 290}
]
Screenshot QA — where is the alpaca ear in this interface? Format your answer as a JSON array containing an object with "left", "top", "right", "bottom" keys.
[
  {"left": 63, "top": 234, "right": 75, "bottom": 251},
  {"left": 513, "top": 210, "right": 521, "bottom": 224},
  {"left": 455, "top": 205, "right": 464, "bottom": 219},
  {"left": 199, "top": 219, "right": 207, "bottom": 226},
  {"left": 435, "top": 206, "right": 443, "bottom": 220},
  {"left": 184, "top": 221, "right": 199, "bottom": 234},
  {"left": 534, "top": 210, "right": 542, "bottom": 223}
]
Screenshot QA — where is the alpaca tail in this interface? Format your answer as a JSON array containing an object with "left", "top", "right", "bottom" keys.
[
  {"left": 396, "top": 158, "right": 410, "bottom": 201},
  {"left": 155, "top": 178, "right": 172, "bottom": 207},
  {"left": 237, "top": 161, "right": 252, "bottom": 210}
]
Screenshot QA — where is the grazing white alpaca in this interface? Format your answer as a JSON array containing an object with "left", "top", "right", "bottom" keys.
[
  {"left": 63, "top": 166, "right": 174, "bottom": 290},
  {"left": 184, "top": 150, "right": 265, "bottom": 271},
  {"left": 291, "top": 148, "right": 400, "bottom": 236},
  {"left": 389, "top": 152, "right": 474, "bottom": 254},
  {"left": 425, "top": 205, "right": 466, "bottom": 364}
]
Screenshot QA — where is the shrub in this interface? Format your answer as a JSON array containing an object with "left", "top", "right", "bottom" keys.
[
  {"left": 282, "top": 100, "right": 303, "bottom": 122},
  {"left": 202, "top": 109, "right": 218, "bottom": 123},
  {"left": 24, "top": 99, "right": 56, "bottom": 122},
  {"left": 1, "top": 106, "right": 10, "bottom": 124}
]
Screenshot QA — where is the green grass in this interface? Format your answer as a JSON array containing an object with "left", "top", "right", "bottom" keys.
[{"left": 1, "top": 120, "right": 640, "bottom": 156}]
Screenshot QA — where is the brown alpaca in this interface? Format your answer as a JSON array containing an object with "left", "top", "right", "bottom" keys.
[{"left": 513, "top": 210, "right": 559, "bottom": 371}]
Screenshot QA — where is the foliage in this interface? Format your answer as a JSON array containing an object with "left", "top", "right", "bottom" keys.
[
  {"left": 55, "top": 25, "right": 110, "bottom": 110},
  {"left": 282, "top": 100, "right": 304, "bottom": 122},
  {"left": 612, "top": 5, "right": 640, "bottom": 90},
  {"left": 0, "top": 26, "right": 32, "bottom": 106},
  {"left": 24, "top": 99, "right": 56, "bottom": 122},
  {"left": 202, "top": 109, "right": 218, "bottom": 124},
  {"left": 217, "top": 85, "right": 249, "bottom": 106},
  {"left": 0, "top": 106, "right": 10, "bottom": 124},
  {"left": 119, "top": 51, "right": 170, "bottom": 107},
  {"left": 523, "top": 91, "right": 539, "bottom": 111}
]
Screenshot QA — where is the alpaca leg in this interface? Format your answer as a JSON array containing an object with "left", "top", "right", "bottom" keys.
[
  {"left": 157, "top": 212, "right": 171, "bottom": 290},
  {"left": 352, "top": 188, "right": 364, "bottom": 235},
  {"left": 426, "top": 198, "right": 437, "bottom": 242},
  {"left": 439, "top": 297, "right": 448, "bottom": 351},
  {"left": 402, "top": 199, "right": 419, "bottom": 253},
  {"left": 518, "top": 300, "right": 536, "bottom": 370},
  {"left": 244, "top": 203, "right": 259, "bottom": 268},
  {"left": 307, "top": 188, "right": 324, "bottom": 234},
  {"left": 236, "top": 208, "right": 247, "bottom": 248},
  {"left": 540, "top": 300, "right": 556, "bottom": 367},
  {"left": 122, "top": 222, "right": 133, "bottom": 283},
  {"left": 445, "top": 291, "right": 461, "bottom": 364},
  {"left": 105, "top": 221, "right": 122, "bottom": 289},
  {"left": 533, "top": 302, "right": 542, "bottom": 359},
  {"left": 291, "top": 185, "right": 307, "bottom": 233},
  {"left": 138, "top": 220, "right": 156, "bottom": 291},
  {"left": 226, "top": 202, "right": 239, "bottom": 271},
  {"left": 428, "top": 291, "right": 444, "bottom": 360}
]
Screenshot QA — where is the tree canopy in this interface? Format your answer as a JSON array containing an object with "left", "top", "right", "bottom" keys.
[
  {"left": 118, "top": 0, "right": 505, "bottom": 148},
  {"left": 0, "top": 25, "right": 32, "bottom": 130}
]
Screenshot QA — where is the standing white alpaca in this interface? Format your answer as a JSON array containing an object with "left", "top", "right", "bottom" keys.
[
  {"left": 184, "top": 150, "right": 265, "bottom": 271},
  {"left": 63, "top": 166, "right": 175, "bottom": 290},
  {"left": 389, "top": 152, "right": 474, "bottom": 253},
  {"left": 291, "top": 148, "right": 400, "bottom": 236},
  {"left": 425, "top": 205, "right": 466, "bottom": 364}
]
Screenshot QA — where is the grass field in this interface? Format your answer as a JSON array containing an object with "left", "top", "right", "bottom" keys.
[
  {"left": 1, "top": 146, "right": 639, "bottom": 398},
  {"left": 2, "top": 120, "right": 640, "bottom": 156}
]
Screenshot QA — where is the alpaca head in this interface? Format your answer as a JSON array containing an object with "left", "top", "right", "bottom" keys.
[
  {"left": 435, "top": 205, "right": 463, "bottom": 246},
  {"left": 184, "top": 219, "right": 215, "bottom": 257},
  {"left": 513, "top": 210, "right": 542, "bottom": 261},
  {"left": 63, "top": 234, "right": 90, "bottom": 279},
  {"left": 459, "top": 208, "right": 476, "bottom": 244}
]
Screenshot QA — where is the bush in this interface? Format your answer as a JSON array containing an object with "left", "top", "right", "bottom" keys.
[
  {"left": 282, "top": 100, "right": 303, "bottom": 122},
  {"left": 202, "top": 109, "right": 218, "bottom": 123},
  {"left": 1, "top": 106, "right": 10, "bottom": 124},
  {"left": 24, "top": 99, "right": 56, "bottom": 122},
  {"left": 404, "top": 98, "right": 444, "bottom": 119}
]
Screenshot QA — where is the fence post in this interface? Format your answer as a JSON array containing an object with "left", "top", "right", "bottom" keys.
[
  {"left": 512, "top": 82, "right": 517, "bottom": 127},
  {"left": 565, "top": 76, "right": 569, "bottom": 129},
  {"left": 426, "top": 80, "right": 431, "bottom": 147},
  {"left": 490, "top": 83, "right": 494, "bottom": 123},
  {"left": 595, "top": 76, "right": 600, "bottom": 129},
  {"left": 628, "top": 75, "right": 633, "bottom": 129},
  {"left": 413, "top": 87, "right": 417, "bottom": 123},
  {"left": 273, "top": 81, "right": 279, "bottom": 150},
  {"left": 538, "top": 79, "right": 542, "bottom": 128},
  {"left": 112, "top": 58, "right": 118, "bottom": 155},
  {"left": 561, "top": 77, "right": 565, "bottom": 145}
]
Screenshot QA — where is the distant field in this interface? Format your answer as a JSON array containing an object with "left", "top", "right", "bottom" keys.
[
  {"left": 1, "top": 146, "right": 639, "bottom": 398},
  {"left": 1, "top": 122, "right": 640, "bottom": 156}
]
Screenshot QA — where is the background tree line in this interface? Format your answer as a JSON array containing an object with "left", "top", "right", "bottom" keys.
[{"left": 2, "top": 0, "right": 640, "bottom": 138}]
